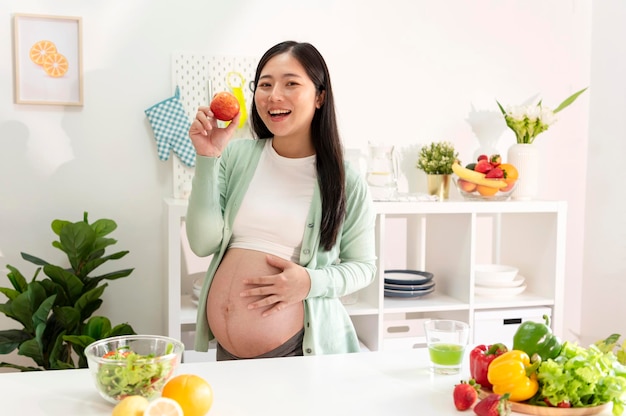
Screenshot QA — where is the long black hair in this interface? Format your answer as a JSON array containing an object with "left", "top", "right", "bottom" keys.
[{"left": 251, "top": 41, "right": 345, "bottom": 251}]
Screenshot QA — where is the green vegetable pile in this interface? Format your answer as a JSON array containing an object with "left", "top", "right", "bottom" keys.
[
  {"left": 96, "top": 344, "right": 176, "bottom": 401},
  {"left": 527, "top": 334, "right": 626, "bottom": 415}
]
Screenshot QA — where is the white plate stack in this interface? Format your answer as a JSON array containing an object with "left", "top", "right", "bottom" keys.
[{"left": 474, "top": 264, "right": 526, "bottom": 297}]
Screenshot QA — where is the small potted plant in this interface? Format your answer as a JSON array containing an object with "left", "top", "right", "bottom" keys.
[{"left": 416, "top": 141, "right": 459, "bottom": 199}]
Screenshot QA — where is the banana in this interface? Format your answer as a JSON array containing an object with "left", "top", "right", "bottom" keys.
[
  {"left": 452, "top": 162, "right": 507, "bottom": 189},
  {"left": 452, "top": 162, "right": 485, "bottom": 182}
]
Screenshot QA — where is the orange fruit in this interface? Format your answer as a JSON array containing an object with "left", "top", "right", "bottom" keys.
[
  {"left": 144, "top": 397, "right": 184, "bottom": 416},
  {"left": 162, "top": 374, "right": 213, "bottom": 416},
  {"left": 29, "top": 40, "right": 57, "bottom": 65},
  {"left": 500, "top": 163, "right": 519, "bottom": 180},
  {"left": 43, "top": 53, "right": 69, "bottom": 77},
  {"left": 476, "top": 184, "right": 499, "bottom": 196}
]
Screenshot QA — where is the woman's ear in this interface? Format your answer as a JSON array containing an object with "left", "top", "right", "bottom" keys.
[{"left": 315, "top": 90, "right": 326, "bottom": 109}]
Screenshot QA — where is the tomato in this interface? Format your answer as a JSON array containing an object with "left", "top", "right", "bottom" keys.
[{"left": 102, "top": 350, "right": 131, "bottom": 359}]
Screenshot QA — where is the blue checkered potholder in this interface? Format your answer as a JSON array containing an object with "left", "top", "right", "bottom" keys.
[{"left": 145, "top": 86, "right": 195, "bottom": 167}]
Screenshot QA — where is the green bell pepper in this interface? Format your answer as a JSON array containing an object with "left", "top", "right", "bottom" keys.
[{"left": 512, "top": 314, "right": 562, "bottom": 361}]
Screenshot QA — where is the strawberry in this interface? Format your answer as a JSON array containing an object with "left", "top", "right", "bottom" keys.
[
  {"left": 489, "top": 154, "right": 502, "bottom": 167},
  {"left": 473, "top": 393, "right": 511, "bottom": 416},
  {"left": 453, "top": 379, "right": 480, "bottom": 411},
  {"left": 477, "top": 154, "right": 489, "bottom": 162},
  {"left": 485, "top": 167, "right": 504, "bottom": 179},
  {"left": 474, "top": 159, "right": 493, "bottom": 174}
]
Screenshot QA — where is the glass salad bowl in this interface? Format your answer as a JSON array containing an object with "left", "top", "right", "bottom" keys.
[
  {"left": 453, "top": 176, "right": 517, "bottom": 201},
  {"left": 85, "top": 334, "right": 184, "bottom": 404}
]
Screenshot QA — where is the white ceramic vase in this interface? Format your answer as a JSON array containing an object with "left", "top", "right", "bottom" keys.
[{"left": 507, "top": 143, "right": 539, "bottom": 200}]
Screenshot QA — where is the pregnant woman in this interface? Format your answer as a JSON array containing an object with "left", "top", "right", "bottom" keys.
[{"left": 186, "top": 40, "right": 376, "bottom": 360}]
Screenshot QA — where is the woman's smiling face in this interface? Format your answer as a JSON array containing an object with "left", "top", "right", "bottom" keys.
[{"left": 254, "top": 52, "right": 323, "bottom": 144}]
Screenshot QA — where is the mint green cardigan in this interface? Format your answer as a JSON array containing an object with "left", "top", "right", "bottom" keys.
[{"left": 186, "top": 138, "right": 377, "bottom": 355}]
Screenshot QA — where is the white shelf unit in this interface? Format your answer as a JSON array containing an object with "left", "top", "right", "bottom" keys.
[
  {"left": 164, "top": 198, "right": 215, "bottom": 362},
  {"left": 165, "top": 198, "right": 566, "bottom": 359}
]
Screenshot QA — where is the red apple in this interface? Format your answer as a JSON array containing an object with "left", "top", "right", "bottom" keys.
[{"left": 210, "top": 91, "right": 240, "bottom": 121}]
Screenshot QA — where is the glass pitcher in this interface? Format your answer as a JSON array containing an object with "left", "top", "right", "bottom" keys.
[{"left": 366, "top": 143, "right": 398, "bottom": 200}]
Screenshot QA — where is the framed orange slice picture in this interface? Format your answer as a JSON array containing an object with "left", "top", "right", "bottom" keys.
[{"left": 13, "top": 14, "right": 83, "bottom": 106}]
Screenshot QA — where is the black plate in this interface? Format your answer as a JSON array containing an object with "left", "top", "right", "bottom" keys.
[
  {"left": 384, "top": 280, "right": 435, "bottom": 291},
  {"left": 384, "top": 269, "right": 434, "bottom": 285},
  {"left": 384, "top": 287, "right": 435, "bottom": 298}
]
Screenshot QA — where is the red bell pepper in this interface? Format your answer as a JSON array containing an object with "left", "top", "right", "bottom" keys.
[{"left": 469, "top": 343, "right": 508, "bottom": 390}]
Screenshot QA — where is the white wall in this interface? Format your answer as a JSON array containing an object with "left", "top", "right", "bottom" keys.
[
  {"left": 1, "top": 0, "right": 602, "bottom": 368},
  {"left": 581, "top": 1, "right": 626, "bottom": 345}
]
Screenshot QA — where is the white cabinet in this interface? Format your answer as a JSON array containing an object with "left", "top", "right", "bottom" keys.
[
  {"left": 362, "top": 200, "right": 567, "bottom": 352},
  {"left": 165, "top": 198, "right": 566, "bottom": 359}
]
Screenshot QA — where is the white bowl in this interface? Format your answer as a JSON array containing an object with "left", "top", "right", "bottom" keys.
[
  {"left": 475, "top": 264, "right": 519, "bottom": 283},
  {"left": 476, "top": 274, "right": 525, "bottom": 288},
  {"left": 474, "top": 283, "right": 527, "bottom": 297},
  {"left": 192, "top": 275, "right": 204, "bottom": 289}
]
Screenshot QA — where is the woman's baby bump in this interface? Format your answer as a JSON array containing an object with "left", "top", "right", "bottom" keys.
[{"left": 207, "top": 248, "right": 304, "bottom": 358}]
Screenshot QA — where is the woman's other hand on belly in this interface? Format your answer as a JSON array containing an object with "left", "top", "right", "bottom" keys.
[{"left": 240, "top": 255, "right": 311, "bottom": 317}]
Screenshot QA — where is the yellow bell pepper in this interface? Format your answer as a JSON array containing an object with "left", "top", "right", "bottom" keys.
[{"left": 486, "top": 349, "right": 540, "bottom": 402}]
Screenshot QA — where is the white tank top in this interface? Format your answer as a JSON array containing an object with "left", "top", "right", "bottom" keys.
[{"left": 229, "top": 139, "right": 316, "bottom": 262}]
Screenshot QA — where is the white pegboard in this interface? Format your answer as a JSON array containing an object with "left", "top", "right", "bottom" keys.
[{"left": 170, "top": 52, "right": 258, "bottom": 199}]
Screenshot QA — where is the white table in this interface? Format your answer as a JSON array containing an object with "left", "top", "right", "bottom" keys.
[{"left": 0, "top": 348, "right": 615, "bottom": 416}]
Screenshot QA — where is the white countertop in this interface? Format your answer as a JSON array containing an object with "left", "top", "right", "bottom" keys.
[{"left": 0, "top": 348, "right": 615, "bottom": 416}]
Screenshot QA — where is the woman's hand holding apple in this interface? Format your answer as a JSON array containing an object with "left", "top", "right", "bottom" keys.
[{"left": 189, "top": 104, "right": 241, "bottom": 158}]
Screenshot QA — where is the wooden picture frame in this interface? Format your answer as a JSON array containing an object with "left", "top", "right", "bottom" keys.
[{"left": 13, "top": 14, "right": 83, "bottom": 106}]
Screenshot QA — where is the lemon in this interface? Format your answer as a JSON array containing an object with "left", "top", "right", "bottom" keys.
[
  {"left": 143, "top": 397, "right": 184, "bottom": 416},
  {"left": 111, "top": 395, "right": 149, "bottom": 416}
]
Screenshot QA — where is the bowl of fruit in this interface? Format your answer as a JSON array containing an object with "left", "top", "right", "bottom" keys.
[
  {"left": 85, "top": 334, "right": 184, "bottom": 404},
  {"left": 452, "top": 154, "right": 518, "bottom": 201}
]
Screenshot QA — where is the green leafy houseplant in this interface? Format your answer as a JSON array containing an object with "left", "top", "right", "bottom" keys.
[
  {"left": 416, "top": 141, "right": 459, "bottom": 175},
  {"left": 0, "top": 212, "right": 136, "bottom": 371}
]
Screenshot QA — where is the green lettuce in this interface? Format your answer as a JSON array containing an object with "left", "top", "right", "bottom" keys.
[
  {"left": 530, "top": 341, "right": 626, "bottom": 415},
  {"left": 96, "top": 344, "right": 176, "bottom": 401}
]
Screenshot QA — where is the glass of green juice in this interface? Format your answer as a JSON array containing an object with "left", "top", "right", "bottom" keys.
[{"left": 423, "top": 320, "right": 469, "bottom": 374}]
